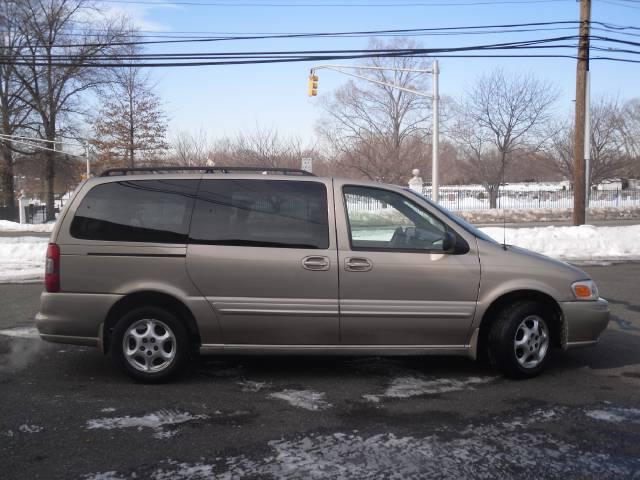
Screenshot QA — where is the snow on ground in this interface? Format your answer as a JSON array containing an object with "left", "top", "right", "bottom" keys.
[
  {"left": 480, "top": 224, "right": 640, "bottom": 263},
  {"left": 363, "top": 376, "right": 495, "bottom": 403},
  {"left": 269, "top": 389, "right": 332, "bottom": 411},
  {"left": 0, "top": 220, "right": 54, "bottom": 233},
  {"left": 83, "top": 406, "right": 638, "bottom": 479},
  {"left": 0, "top": 236, "right": 48, "bottom": 283},
  {"left": 585, "top": 407, "right": 640, "bottom": 423},
  {"left": 86, "top": 410, "right": 208, "bottom": 439}
]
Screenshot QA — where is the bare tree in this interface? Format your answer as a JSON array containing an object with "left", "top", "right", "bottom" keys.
[
  {"left": 621, "top": 99, "right": 640, "bottom": 177},
  {"left": 317, "top": 39, "right": 432, "bottom": 184},
  {"left": 547, "top": 97, "right": 631, "bottom": 188},
  {"left": 171, "top": 128, "right": 211, "bottom": 166},
  {"left": 12, "top": 0, "right": 127, "bottom": 219},
  {"left": 454, "top": 69, "right": 558, "bottom": 207},
  {"left": 0, "top": 1, "right": 34, "bottom": 218}
]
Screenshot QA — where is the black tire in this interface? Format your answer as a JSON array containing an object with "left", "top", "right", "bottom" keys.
[
  {"left": 488, "top": 300, "right": 553, "bottom": 379},
  {"left": 111, "top": 306, "right": 190, "bottom": 383}
]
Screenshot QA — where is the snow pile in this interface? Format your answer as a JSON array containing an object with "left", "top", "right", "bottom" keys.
[
  {"left": 0, "top": 236, "right": 48, "bottom": 283},
  {"left": 0, "top": 220, "right": 54, "bottom": 233},
  {"left": 480, "top": 224, "right": 640, "bottom": 262}
]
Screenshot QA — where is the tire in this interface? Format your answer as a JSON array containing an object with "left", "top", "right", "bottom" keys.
[
  {"left": 488, "top": 300, "right": 553, "bottom": 379},
  {"left": 111, "top": 306, "right": 190, "bottom": 383}
]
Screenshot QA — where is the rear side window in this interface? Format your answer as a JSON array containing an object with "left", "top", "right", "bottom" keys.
[
  {"left": 190, "top": 179, "right": 329, "bottom": 249},
  {"left": 70, "top": 180, "right": 198, "bottom": 243}
]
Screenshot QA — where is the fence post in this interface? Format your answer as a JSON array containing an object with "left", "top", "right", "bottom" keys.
[{"left": 18, "top": 191, "right": 26, "bottom": 224}]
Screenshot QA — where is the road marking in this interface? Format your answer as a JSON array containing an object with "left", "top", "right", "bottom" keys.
[{"left": 0, "top": 326, "right": 40, "bottom": 339}]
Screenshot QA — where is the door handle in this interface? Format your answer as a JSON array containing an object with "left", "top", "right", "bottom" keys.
[
  {"left": 302, "top": 256, "right": 330, "bottom": 271},
  {"left": 345, "top": 257, "right": 373, "bottom": 272}
]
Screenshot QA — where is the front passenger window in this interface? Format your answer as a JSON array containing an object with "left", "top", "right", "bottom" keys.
[{"left": 344, "top": 186, "right": 447, "bottom": 252}]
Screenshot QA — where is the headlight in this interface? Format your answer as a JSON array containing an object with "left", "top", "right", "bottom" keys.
[{"left": 571, "top": 280, "right": 599, "bottom": 301}]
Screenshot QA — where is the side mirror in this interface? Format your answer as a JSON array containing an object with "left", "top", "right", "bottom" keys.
[
  {"left": 442, "top": 230, "right": 456, "bottom": 252},
  {"left": 442, "top": 229, "right": 470, "bottom": 254}
]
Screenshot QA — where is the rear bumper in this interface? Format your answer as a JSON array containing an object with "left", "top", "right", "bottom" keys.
[
  {"left": 560, "top": 297, "right": 610, "bottom": 348},
  {"left": 36, "top": 292, "right": 122, "bottom": 348}
]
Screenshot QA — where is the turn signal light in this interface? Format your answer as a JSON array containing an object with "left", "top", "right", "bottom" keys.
[{"left": 571, "top": 280, "right": 598, "bottom": 301}]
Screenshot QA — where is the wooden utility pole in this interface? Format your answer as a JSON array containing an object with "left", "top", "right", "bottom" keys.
[{"left": 573, "top": 0, "right": 591, "bottom": 225}]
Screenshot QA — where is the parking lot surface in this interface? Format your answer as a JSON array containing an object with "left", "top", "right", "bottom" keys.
[{"left": 1, "top": 263, "right": 639, "bottom": 479}]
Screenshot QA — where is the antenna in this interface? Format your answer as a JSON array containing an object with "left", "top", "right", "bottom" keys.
[{"left": 502, "top": 165, "right": 507, "bottom": 251}]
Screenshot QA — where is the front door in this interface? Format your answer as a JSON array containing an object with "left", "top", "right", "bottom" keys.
[
  {"left": 186, "top": 178, "right": 339, "bottom": 345},
  {"left": 335, "top": 182, "right": 480, "bottom": 347}
]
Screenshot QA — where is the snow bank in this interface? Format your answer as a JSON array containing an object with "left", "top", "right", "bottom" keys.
[
  {"left": 0, "top": 236, "right": 48, "bottom": 283},
  {"left": 480, "top": 224, "right": 640, "bottom": 262},
  {"left": 0, "top": 220, "right": 54, "bottom": 233}
]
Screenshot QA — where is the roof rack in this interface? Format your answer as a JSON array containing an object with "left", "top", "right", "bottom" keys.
[{"left": 100, "top": 166, "right": 315, "bottom": 177}]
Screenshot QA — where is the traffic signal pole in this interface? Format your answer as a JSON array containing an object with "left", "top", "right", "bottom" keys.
[
  {"left": 573, "top": 0, "right": 591, "bottom": 226},
  {"left": 309, "top": 62, "right": 441, "bottom": 202},
  {"left": 431, "top": 60, "right": 440, "bottom": 203}
]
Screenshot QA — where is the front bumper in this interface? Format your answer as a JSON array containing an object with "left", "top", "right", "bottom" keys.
[{"left": 560, "top": 297, "right": 610, "bottom": 348}]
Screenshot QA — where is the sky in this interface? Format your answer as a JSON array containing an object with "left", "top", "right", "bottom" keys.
[{"left": 98, "top": 0, "right": 640, "bottom": 144}]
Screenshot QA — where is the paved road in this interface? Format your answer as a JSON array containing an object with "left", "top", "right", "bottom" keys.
[{"left": 1, "top": 264, "right": 639, "bottom": 479}]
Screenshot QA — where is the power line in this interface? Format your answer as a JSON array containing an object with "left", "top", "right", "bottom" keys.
[{"left": 98, "top": 0, "right": 570, "bottom": 7}]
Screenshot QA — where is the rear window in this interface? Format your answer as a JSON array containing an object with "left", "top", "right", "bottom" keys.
[
  {"left": 70, "top": 180, "right": 198, "bottom": 243},
  {"left": 189, "top": 179, "right": 329, "bottom": 249}
]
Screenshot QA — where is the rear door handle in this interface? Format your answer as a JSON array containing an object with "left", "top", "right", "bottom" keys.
[
  {"left": 302, "top": 255, "right": 330, "bottom": 271},
  {"left": 345, "top": 257, "right": 373, "bottom": 272}
]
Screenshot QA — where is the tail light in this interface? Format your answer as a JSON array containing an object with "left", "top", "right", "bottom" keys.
[{"left": 45, "top": 243, "right": 60, "bottom": 293}]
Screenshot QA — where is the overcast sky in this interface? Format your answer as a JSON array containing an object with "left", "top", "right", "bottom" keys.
[{"left": 101, "top": 0, "right": 640, "bottom": 143}]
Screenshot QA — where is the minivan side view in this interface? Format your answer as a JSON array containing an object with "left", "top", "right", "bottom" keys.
[{"left": 36, "top": 166, "right": 610, "bottom": 382}]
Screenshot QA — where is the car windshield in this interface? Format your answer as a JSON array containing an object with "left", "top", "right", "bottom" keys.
[{"left": 405, "top": 188, "right": 499, "bottom": 245}]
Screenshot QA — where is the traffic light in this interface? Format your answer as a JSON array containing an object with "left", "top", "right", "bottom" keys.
[{"left": 308, "top": 74, "right": 318, "bottom": 97}]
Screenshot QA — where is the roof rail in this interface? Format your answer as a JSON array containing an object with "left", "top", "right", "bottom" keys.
[{"left": 100, "top": 166, "right": 315, "bottom": 177}]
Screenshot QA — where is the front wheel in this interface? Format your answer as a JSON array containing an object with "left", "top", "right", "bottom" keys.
[
  {"left": 111, "top": 307, "right": 189, "bottom": 383},
  {"left": 488, "top": 300, "right": 552, "bottom": 379}
]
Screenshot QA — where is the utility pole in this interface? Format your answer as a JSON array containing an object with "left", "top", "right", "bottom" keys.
[
  {"left": 573, "top": 0, "right": 591, "bottom": 226},
  {"left": 432, "top": 60, "right": 440, "bottom": 203}
]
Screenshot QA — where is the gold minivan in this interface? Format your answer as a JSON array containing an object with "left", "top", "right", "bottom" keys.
[{"left": 36, "top": 167, "right": 609, "bottom": 382}]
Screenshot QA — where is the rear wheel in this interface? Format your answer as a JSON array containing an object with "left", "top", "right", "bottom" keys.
[
  {"left": 111, "top": 306, "right": 189, "bottom": 383},
  {"left": 488, "top": 300, "right": 552, "bottom": 379}
]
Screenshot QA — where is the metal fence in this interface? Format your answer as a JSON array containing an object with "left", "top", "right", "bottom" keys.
[{"left": 421, "top": 187, "right": 640, "bottom": 211}]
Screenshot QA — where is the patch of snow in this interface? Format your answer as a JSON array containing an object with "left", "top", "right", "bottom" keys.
[
  {"left": 368, "top": 376, "right": 495, "bottom": 401},
  {"left": 18, "top": 424, "right": 43, "bottom": 433},
  {"left": 107, "top": 406, "right": 635, "bottom": 479},
  {"left": 480, "top": 224, "right": 640, "bottom": 262},
  {"left": 269, "top": 389, "right": 332, "bottom": 411},
  {"left": 0, "top": 220, "right": 54, "bottom": 233},
  {"left": 100, "top": 407, "right": 116, "bottom": 413},
  {"left": 1, "top": 430, "right": 14, "bottom": 437},
  {"left": 85, "top": 409, "right": 208, "bottom": 437},
  {"left": 585, "top": 407, "right": 640, "bottom": 423},
  {"left": 0, "top": 236, "right": 48, "bottom": 283},
  {"left": 82, "top": 472, "right": 127, "bottom": 480},
  {"left": 238, "top": 380, "right": 271, "bottom": 392},
  {"left": 0, "top": 326, "right": 40, "bottom": 339},
  {"left": 153, "top": 429, "right": 178, "bottom": 440},
  {"left": 152, "top": 462, "right": 216, "bottom": 480}
]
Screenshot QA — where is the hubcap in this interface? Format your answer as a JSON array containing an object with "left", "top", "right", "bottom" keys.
[
  {"left": 513, "top": 315, "right": 549, "bottom": 369},
  {"left": 123, "top": 319, "right": 176, "bottom": 373}
]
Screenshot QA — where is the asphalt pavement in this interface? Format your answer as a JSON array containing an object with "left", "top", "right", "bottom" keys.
[{"left": 1, "top": 264, "right": 639, "bottom": 479}]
